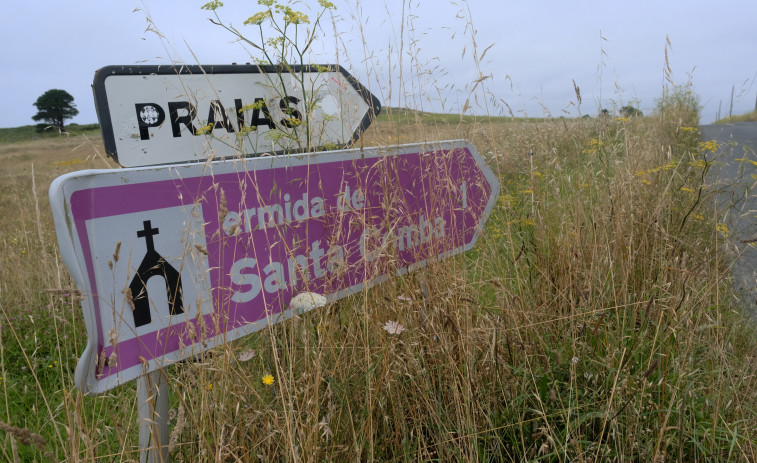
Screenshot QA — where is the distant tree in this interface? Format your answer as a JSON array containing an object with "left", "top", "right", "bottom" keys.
[
  {"left": 600, "top": 108, "right": 610, "bottom": 117},
  {"left": 32, "top": 89, "right": 79, "bottom": 133},
  {"left": 620, "top": 105, "right": 643, "bottom": 117}
]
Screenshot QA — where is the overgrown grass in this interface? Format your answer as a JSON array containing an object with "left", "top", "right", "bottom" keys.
[
  {"left": 716, "top": 110, "right": 757, "bottom": 124},
  {"left": 2, "top": 101, "right": 757, "bottom": 461},
  {"left": 2, "top": 2, "right": 757, "bottom": 461},
  {"left": 375, "top": 107, "right": 545, "bottom": 125}
]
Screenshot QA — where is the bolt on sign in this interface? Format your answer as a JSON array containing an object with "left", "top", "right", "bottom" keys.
[
  {"left": 92, "top": 64, "right": 381, "bottom": 167},
  {"left": 49, "top": 140, "right": 500, "bottom": 394}
]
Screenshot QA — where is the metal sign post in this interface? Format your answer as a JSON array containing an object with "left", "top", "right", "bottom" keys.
[{"left": 138, "top": 370, "right": 169, "bottom": 462}]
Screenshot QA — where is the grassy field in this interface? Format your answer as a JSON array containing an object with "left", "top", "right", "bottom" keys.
[
  {"left": 716, "top": 110, "right": 757, "bottom": 124},
  {"left": 3, "top": 1, "right": 757, "bottom": 459},
  {"left": 0, "top": 124, "right": 101, "bottom": 144},
  {"left": 2, "top": 88, "right": 757, "bottom": 461}
]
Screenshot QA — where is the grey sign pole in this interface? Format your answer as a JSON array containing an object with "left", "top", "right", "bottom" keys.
[{"left": 138, "top": 369, "right": 170, "bottom": 463}]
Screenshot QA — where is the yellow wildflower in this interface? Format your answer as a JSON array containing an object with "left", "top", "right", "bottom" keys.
[
  {"left": 716, "top": 222, "right": 730, "bottom": 238},
  {"left": 262, "top": 374, "right": 275, "bottom": 385},
  {"left": 196, "top": 124, "right": 214, "bottom": 136},
  {"left": 735, "top": 158, "right": 757, "bottom": 167},
  {"left": 699, "top": 140, "right": 719, "bottom": 153},
  {"left": 499, "top": 194, "right": 514, "bottom": 208},
  {"left": 244, "top": 11, "right": 270, "bottom": 25}
]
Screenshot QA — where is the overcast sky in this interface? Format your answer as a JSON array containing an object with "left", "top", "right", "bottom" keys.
[{"left": 3, "top": 0, "right": 756, "bottom": 128}]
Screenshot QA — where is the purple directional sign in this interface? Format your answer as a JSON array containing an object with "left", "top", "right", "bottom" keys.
[{"left": 50, "top": 140, "right": 499, "bottom": 394}]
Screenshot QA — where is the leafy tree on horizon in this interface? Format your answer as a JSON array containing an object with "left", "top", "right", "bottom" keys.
[
  {"left": 32, "top": 89, "right": 79, "bottom": 133},
  {"left": 620, "top": 105, "right": 643, "bottom": 117}
]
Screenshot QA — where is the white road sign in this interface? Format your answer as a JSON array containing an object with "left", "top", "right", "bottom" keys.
[{"left": 93, "top": 64, "right": 381, "bottom": 167}]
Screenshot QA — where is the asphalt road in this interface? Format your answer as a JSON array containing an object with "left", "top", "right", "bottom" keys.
[{"left": 700, "top": 122, "right": 757, "bottom": 315}]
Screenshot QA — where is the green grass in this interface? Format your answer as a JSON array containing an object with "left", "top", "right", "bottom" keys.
[
  {"left": 375, "top": 106, "right": 546, "bottom": 125},
  {"left": 716, "top": 110, "right": 757, "bottom": 124},
  {"left": 2, "top": 100, "right": 757, "bottom": 461},
  {"left": 0, "top": 124, "right": 100, "bottom": 144}
]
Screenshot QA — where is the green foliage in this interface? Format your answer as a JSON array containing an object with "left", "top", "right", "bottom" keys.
[
  {"left": 206, "top": 0, "right": 335, "bottom": 66},
  {"left": 31, "top": 89, "right": 79, "bottom": 133},
  {"left": 654, "top": 83, "right": 701, "bottom": 126},
  {"left": 203, "top": 0, "right": 338, "bottom": 152},
  {"left": 651, "top": 83, "right": 702, "bottom": 158},
  {"left": 620, "top": 105, "right": 643, "bottom": 117}
]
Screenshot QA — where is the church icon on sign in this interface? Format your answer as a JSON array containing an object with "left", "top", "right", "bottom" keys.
[{"left": 128, "top": 220, "right": 184, "bottom": 328}]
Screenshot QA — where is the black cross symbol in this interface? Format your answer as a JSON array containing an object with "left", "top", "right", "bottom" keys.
[{"left": 137, "top": 220, "right": 159, "bottom": 252}]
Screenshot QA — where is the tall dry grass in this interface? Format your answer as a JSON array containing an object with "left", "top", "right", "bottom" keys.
[
  {"left": 2, "top": 103, "right": 757, "bottom": 461},
  {"left": 2, "top": 1, "right": 757, "bottom": 462}
]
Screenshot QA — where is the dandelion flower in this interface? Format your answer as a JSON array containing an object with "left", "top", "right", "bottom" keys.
[
  {"left": 382, "top": 320, "right": 406, "bottom": 335},
  {"left": 262, "top": 374, "right": 275, "bottom": 385}
]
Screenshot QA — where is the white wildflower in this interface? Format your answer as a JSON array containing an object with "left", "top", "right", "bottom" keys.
[
  {"left": 290, "top": 292, "right": 327, "bottom": 312},
  {"left": 238, "top": 350, "right": 255, "bottom": 362},
  {"left": 382, "top": 320, "right": 406, "bottom": 335}
]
